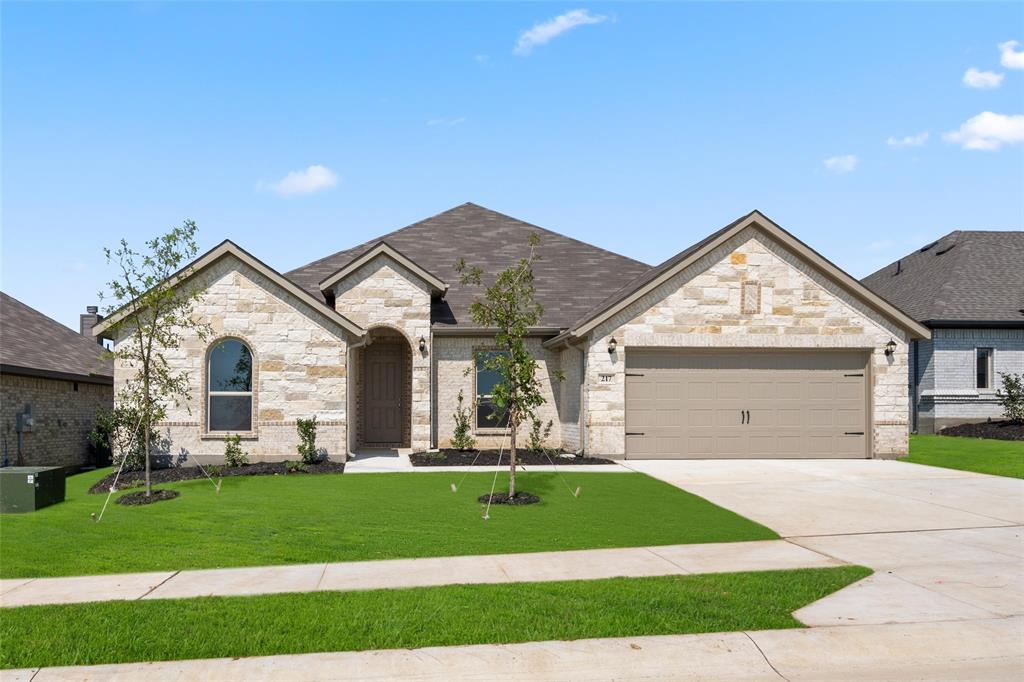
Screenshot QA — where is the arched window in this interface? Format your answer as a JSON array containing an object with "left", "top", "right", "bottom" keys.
[{"left": 208, "top": 339, "right": 253, "bottom": 432}]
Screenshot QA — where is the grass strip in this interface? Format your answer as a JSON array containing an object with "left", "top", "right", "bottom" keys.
[
  {"left": 909, "top": 434, "right": 1023, "bottom": 479},
  {"left": 0, "top": 469, "right": 777, "bottom": 579},
  {"left": 0, "top": 566, "right": 870, "bottom": 669}
]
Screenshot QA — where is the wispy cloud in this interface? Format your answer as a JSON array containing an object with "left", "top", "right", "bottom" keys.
[
  {"left": 962, "top": 67, "right": 1004, "bottom": 89},
  {"left": 473, "top": 54, "right": 490, "bottom": 64},
  {"left": 943, "top": 111, "right": 1024, "bottom": 151},
  {"left": 823, "top": 155, "right": 858, "bottom": 173},
  {"left": 263, "top": 165, "right": 339, "bottom": 197},
  {"left": 514, "top": 9, "right": 608, "bottom": 56},
  {"left": 427, "top": 117, "right": 466, "bottom": 127},
  {"left": 886, "top": 132, "right": 929, "bottom": 148},
  {"left": 999, "top": 40, "right": 1024, "bottom": 70}
]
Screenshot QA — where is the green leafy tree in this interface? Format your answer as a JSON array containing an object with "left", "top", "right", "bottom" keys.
[
  {"left": 450, "top": 390, "right": 476, "bottom": 451},
  {"left": 997, "top": 373, "right": 1024, "bottom": 423},
  {"left": 297, "top": 416, "right": 320, "bottom": 464},
  {"left": 101, "top": 220, "right": 211, "bottom": 496},
  {"left": 456, "top": 234, "right": 564, "bottom": 498}
]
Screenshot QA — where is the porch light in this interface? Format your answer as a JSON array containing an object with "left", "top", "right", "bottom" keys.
[
  {"left": 884, "top": 338, "right": 897, "bottom": 356},
  {"left": 608, "top": 337, "right": 617, "bottom": 354},
  {"left": 418, "top": 336, "right": 427, "bottom": 352}
]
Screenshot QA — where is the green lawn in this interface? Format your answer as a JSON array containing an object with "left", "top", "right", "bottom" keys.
[
  {"left": 0, "top": 468, "right": 776, "bottom": 579},
  {"left": 0, "top": 566, "right": 870, "bottom": 670},
  {"left": 909, "top": 434, "right": 1024, "bottom": 479}
]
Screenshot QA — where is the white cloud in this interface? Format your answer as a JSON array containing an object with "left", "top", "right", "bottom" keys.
[
  {"left": 823, "top": 155, "right": 858, "bottom": 173},
  {"left": 962, "top": 67, "right": 1004, "bottom": 89},
  {"left": 427, "top": 117, "right": 466, "bottom": 126},
  {"left": 473, "top": 54, "right": 490, "bottom": 64},
  {"left": 514, "top": 9, "right": 608, "bottom": 56},
  {"left": 265, "top": 165, "right": 338, "bottom": 197},
  {"left": 999, "top": 40, "right": 1024, "bottom": 70},
  {"left": 943, "top": 111, "right": 1024, "bottom": 151},
  {"left": 886, "top": 132, "right": 929, "bottom": 148}
]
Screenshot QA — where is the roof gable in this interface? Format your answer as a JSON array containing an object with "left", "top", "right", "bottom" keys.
[
  {"left": 0, "top": 292, "right": 113, "bottom": 382},
  {"left": 548, "top": 211, "right": 930, "bottom": 344},
  {"left": 861, "top": 230, "right": 1024, "bottom": 326},
  {"left": 318, "top": 242, "right": 448, "bottom": 294},
  {"left": 93, "top": 241, "right": 364, "bottom": 338},
  {"left": 286, "top": 203, "right": 651, "bottom": 329}
]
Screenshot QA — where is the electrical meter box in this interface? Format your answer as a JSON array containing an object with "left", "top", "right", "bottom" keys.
[{"left": 0, "top": 467, "right": 66, "bottom": 513}]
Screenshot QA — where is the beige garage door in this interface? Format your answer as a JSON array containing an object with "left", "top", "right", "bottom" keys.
[{"left": 625, "top": 351, "right": 869, "bottom": 459}]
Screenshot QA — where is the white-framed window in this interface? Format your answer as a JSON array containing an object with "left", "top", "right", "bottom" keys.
[
  {"left": 475, "top": 350, "right": 510, "bottom": 430},
  {"left": 976, "top": 347, "right": 994, "bottom": 390},
  {"left": 208, "top": 339, "right": 253, "bottom": 431}
]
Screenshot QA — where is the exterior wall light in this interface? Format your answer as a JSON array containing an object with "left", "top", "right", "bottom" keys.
[
  {"left": 884, "top": 339, "right": 897, "bottom": 356},
  {"left": 608, "top": 337, "right": 617, "bottom": 354},
  {"left": 418, "top": 336, "right": 427, "bottom": 353}
]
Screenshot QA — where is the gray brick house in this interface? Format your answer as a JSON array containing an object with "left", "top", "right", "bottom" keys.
[
  {"left": 862, "top": 230, "right": 1024, "bottom": 434},
  {"left": 1, "top": 293, "right": 113, "bottom": 467},
  {"left": 93, "top": 204, "right": 928, "bottom": 462}
]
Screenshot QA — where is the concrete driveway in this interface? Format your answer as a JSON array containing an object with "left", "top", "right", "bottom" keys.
[{"left": 624, "top": 458, "right": 1024, "bottom": 632}]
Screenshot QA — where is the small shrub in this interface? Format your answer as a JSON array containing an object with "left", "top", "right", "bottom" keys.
[
  {"left": 206, "top": 464, "right": 223, "bottom": 477},
  {"left": 997, "top": 373, "right": 1024, "bottom": 423},
  {"left": 88, "top": 405, "right": 158, "bottom": 472},
  {"left": 451, "top": 390, "right": 476, "bottom": 451},
  {"left": 223, "top": 434, "right": 249, "bottom": 467},
  {"left": 297, "top": 416, "right": 320, "bottom": 464},
  {"left": 425, "top": 451, "right": 446, "bottom": 462},
  {"left": 284, "top": 460, "right": 308, "bottom": 474},
  {"left": 527, "top": 417, "right": 554, "bottom": 453}
]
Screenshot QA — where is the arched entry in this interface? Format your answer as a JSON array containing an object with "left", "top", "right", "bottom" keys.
[{"left": 359, "top": 327, "right": 412, "bottom": 447}]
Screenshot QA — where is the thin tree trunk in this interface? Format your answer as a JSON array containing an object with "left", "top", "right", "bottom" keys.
[
  {"left": 509, "top": 419, "right": 517, "bottom": 498},
  {"left": 143, "top": 374, "right": 152, "bottom": 497}
]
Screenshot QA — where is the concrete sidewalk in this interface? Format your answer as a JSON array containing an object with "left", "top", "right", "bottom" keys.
[
  {"left": 0, "top": 539, "right": 840, "bottom": 608},
  {"left": 6, "top": 617, "right": 1021, "bottom": 681}
]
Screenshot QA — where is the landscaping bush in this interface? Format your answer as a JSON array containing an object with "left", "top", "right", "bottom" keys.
[
  {"left": 88, "top": 404, "right": 162, "bottom": 472},
  {"left": 296, "top": 417, "right": 320, "bottom": 464},
  {"left": 451, "top": 390, "right": 476, "bottom": 451},
  {"left": 223, "top": 434, "right": 249, "bottom": 467},
  {"left": 997, "top": 373, "right": 1024, "bottom": 424},
  {"left": 284, "top": 460, "right": 308, "bottom": 474},
  {"left": 527, "top": 417, "right": 554, "bottom": 454}
]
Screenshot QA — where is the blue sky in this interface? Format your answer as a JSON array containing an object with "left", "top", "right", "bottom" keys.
[{"left": 3, "top": 1, "right": 1023, "bottom": 330}]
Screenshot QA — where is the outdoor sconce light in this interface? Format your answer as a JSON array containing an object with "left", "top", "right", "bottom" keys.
[
  {"left": 418, "top": 336, "right": 427, "bottom": 353},
  {"left": 608, "top": 337, "right": 617, "bottom": 354},
  {"left": 884, "top": 338, "right": 897, "bottom": 356}
]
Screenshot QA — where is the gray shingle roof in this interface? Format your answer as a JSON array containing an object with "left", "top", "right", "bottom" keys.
[
  {"left": 0, "top": 292, "right": 113, "bottom": 382},
  {"left": 286, "top": 203, "right": 651, "bottom": 329},
  {"left": 861, "top": 230, "right": 1024, "bottom": 325}
]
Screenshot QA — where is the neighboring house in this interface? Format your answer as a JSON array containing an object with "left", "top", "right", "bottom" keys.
[
  {"left": 93, "top": 204, "right": 928, "bottom": 462},
  {"left": 0, "top": 293, "right": 114, "bottom": 467},
  {"left": 862, "top": 230, "right": 1024, "bottom": 434}
]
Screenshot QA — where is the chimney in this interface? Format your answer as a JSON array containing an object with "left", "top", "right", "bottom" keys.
[{"left": 80, "top": 305, "right": 104, "bottom": 344}]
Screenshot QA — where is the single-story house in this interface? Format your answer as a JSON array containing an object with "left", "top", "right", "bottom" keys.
[
  {"left": 0, "top": 292, "right": 114, "bottom": 467},
  {"left": 93, "top": 204, "right": 929, "bottom": 462},
  {"left": 862, "top": 230, "right": 1024, "bottom": 434}
]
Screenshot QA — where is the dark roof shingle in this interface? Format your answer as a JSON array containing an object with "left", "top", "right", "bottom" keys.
[
  {"left": 286, "top": 203, "right": 651, "bottom": 329},
  {"left": 0, "top": 292, "right": 113, "bottom": 382},
  {"left": 860, "top": 230, "right": 1024, "bottom": 325}
]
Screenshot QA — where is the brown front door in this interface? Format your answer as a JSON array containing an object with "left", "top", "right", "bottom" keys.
[{"left": 363, "top": 343, "right": 405, "bottom": 444}]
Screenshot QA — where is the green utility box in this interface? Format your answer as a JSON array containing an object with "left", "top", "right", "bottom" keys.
[{"left": 0, "top": 467, "right": 66, "bottom": 513}]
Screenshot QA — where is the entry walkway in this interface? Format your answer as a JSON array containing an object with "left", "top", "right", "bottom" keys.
[{"left": 0, "top": 538, "right": 839, "bottom": 608}]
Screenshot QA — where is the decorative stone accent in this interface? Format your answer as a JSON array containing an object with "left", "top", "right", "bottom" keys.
[{"left": 582, "top": 228, "right": 912, "bottom": 457}]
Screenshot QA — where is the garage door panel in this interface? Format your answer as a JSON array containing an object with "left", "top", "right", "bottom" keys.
[{"left": 625, "top": 351, "right": 868, "bottom": 459}]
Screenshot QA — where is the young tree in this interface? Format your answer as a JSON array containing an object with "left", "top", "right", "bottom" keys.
[
  {"left": 456, "top": 234, "right": 563, "bottom": 498},
  {"left": 101, "top": 220, "right": 211, "bottom": 496}
]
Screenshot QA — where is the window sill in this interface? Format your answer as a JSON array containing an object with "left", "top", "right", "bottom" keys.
[{"left": 201, "top": 432, "right": 258, "bottom": 441}]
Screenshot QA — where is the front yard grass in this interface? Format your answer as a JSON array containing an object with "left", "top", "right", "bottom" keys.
[
  {"left": 0, "top": 566, "right": 870, "bottom": 670},
  {"left": 0, "top": 468, "right": 776, "bottom": 579},
  {"left": 908, "top": 434, "right": 1024, "bottom": 479}
]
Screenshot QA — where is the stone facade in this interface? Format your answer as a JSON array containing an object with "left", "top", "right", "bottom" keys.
[
  {"left": 914, "top": 328, "right": 1024, "bottom": 433},
  {"left": 581, "top": 228, "right": 911, "bottom": 457},
  {"left": 0, "top": 373, "right": 112, "bottom": 468},
  {"left": 113, "top": 256, "right": 351, "bottom": 465},
  {"left": 332, "top": 254, "right": 432, "bottom": 450},
  {"left": 432, "top": 336, "right": 565, "bottom": 450}
]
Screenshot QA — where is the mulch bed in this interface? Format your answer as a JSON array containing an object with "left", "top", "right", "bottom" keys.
[
  {"left": 410, "top": 449, "right": 614, "bottom": 467},
  {"left": 89, "top": 460, "right": 346, "bottom": 494},
  {"left": 116, "top": 489, "right": 180, "bottom": 506},
  {"left": 478, "top": 491, "right": 540, "bottom": 505},
  {"left": 938, "top": 421, "right": 1024, "bottom": 441}
]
